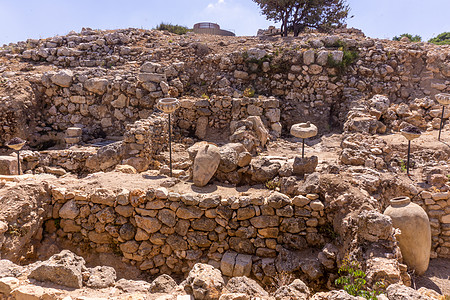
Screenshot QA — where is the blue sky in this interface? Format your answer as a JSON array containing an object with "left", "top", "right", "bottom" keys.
[{"left": 0, "top": 0, "right": 448, "bottom": 45}]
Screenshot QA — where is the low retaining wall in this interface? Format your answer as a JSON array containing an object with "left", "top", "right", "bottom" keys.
[{"left": 49, "top": 185, "right": 329, "bottom": 280}]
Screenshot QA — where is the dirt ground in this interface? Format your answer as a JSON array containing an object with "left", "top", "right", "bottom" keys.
[
  {"left": 2, "top": 128, "right": 450, "bottom": 296},
  {"left": 415, "top": 258, "right": 450, "bottom": 296}
]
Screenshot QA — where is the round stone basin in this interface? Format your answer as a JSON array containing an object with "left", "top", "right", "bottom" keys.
[
  {"left": 156, "top": 98, "right": 180, "bottom": 114},
  {"left": 290, "top": 122, "right": 318, "bottom": 139},
  {"left": 6, "top": 141, "right": 26, "bottom": 151},
  {"left": 400, "top": 129, "right": 421, "bottom": 141},
  {"left": 436, "top": 93, "right": 450, "bottom": 106}
]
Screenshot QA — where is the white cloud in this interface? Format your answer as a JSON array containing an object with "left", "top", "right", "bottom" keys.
[{"left": 206, "top": 0, "right": 226, "bottom": 10}]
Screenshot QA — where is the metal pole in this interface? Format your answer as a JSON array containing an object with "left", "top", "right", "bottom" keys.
[
  {"left": 439, "top": 105, "right": 445, "bottom": 141},
  {"left": 302, "top": 138, "right": 305, "bottom": 158},
  {"left": 407, "top": 140, "right": 411, "bottom": 176},
  {"left": 17, "top": 150, "right": 20, "bottom": 175},
  {"left": 168, "top": 113, "right": 172, "bottom": 177}
]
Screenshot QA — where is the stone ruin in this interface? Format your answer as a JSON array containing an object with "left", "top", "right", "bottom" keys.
[{"left": 0, "top": 27, "right": 449, "bottom": 299}]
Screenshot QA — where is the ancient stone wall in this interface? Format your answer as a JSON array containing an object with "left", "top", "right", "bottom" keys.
[
  {"left": 1, "top": 29, "right": 448, "bottom": 146},
  {"left": 418, "top": 190, "right": 450, "bottom": 258},
  {"left": 49, "top": 185, "right": 330, "bottom": 280}
]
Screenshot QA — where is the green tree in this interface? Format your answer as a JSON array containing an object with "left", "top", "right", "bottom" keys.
[
  {"left": 428, "top": 32, "right": 450, "bottom": 45},
  {"left": 253, "top": 0, "right": 350, "bottom": 37},
  {"left": 392, "top": 33, "right": 422, "bottom": 42}
]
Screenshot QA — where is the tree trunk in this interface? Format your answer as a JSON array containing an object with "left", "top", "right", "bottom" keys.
[{"left": 283, "top": 16, "right": 289, "bottom": 37}]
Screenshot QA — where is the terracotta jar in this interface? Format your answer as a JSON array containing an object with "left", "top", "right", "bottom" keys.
[{"left": 384, "top": 196, "right": 431, "bottom": 275}]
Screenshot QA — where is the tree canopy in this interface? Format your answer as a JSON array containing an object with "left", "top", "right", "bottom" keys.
[
  {"left": 392, "top": 33, "right": 422, "bottom": 42},
  {"left": 253, "top": 0, "right": 350, "bottom": 37},
  {"left": 428, "top": 32, "right": 450, "bottom": 45}
]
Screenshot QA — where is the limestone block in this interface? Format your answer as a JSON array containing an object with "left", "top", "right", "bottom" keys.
[
  {"left": 65, "top": 137, "right": 80, "bottom": 144},
  {"left": 303, "top": 50, "right": 315, "bottom": 65},
  {"left": 11, "top": 285, "right": 45, "bottom": 300},
  {"left": 234, "top": 70, "right": 248, "bottom": 80},
  {"left": 50, "top": 69, "right": 73, "bottom": 87},
  {"left": 193, "top": 144, "right": 221, "bottom": 187},
  {"left": 221, "top": 251, "right": 238, "bottom": 277},
  {"left": 233, "top": 254, "right": 252, "bottom": 277},
  {"left": 309, "top": 200, "right": 324, "bottom": 211},
  {"left": 0, "top": 277, "right": 19, "bottom": 295},
  {"left": 265, "top": 108, "right": 280, "bottom": 123},
  {"left": 138, "top": 73, "right": 166, "bottom": 83},
  {"left": 29, "top": 250, "right": 85, "bottom": 288},
  {"left": 84, "top": 78, "right": 108, "bottom": 94},
  {"left": 66, "top": 127, "right": 82, "bottom": 137},
  {"left": 0, "top": 156, "right": 18, "bottom": 175},
  {"left": 196, "top": 116, "right": 208, "bottom": 139},
  {"left": 59, "top": 200, "right": 79, "bottom": 219},
  {"left": 293, "top": 156, "right": 318, "bottom": 175}
]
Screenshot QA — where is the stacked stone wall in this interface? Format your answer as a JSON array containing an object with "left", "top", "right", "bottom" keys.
[
  {"left": 49, "top": 185, "right": 329, "bottom": 280},
  {"left": 417, "top": 191, "right": 450, "bottom": 258},
  {"left": 1, "top": 29, "right": 448, "bottom": 146}
]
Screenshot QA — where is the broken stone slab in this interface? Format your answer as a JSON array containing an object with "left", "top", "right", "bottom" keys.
[
  {"left": 115, "top": 278, "right": 151, "bottom": 293},
  {"left": 29, "top": 250, "right": 86, "bottom": 288}
]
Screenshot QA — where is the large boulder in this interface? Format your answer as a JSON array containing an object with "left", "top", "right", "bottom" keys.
[
  {"left": 193, "top": 144, "right": 221, "bottom": 187},
  {"left": 0, "top": 260, "right": 23, "bottom": 278},
  {"left": 223, "top": 276, "right": 268, "bottom": 298},
  {"left": 249, "top": 157, "right": 281, "bottom": 183},
  {"left": 184, "top": 263, "right": 225, "bottom": 300},
  {"left": 218, "top": 144, "right": 241, "bottom": 173},
  {"left": 230, "top": 116, "right": 269, "bottom": 153},
  {"left": 357, "top": 210, "right": 393, "bottom": 242},
  {"left": 386, "top": 284, "right": 430, "bottom": 300},
  {"left": 29, "top": 250, "right": 86, "bottom": 288},
  {"left": 149, "top": 274, "right": 178, "bottom": 293},
  {"left": 86, "top": 141, "right": 124, "bottom": 171},
  {"left": 343, "top": 115, "right": 386, "bottom": 134},
  {"left": 85, "top": 266, "right": 116, "bottom": 288},
  {"left": 368, "top": 94, "right": 390, "bottom": 118},
  {"left": 274, "top": 279, "right": 310, "bottom": 300}
]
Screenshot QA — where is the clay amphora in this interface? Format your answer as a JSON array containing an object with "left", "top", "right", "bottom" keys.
[{"left": 384, "top": 196, "right": 431, "bottom": 275}]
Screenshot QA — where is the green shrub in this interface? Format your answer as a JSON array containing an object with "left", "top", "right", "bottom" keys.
[
  {"left": 155, "top": 23, "right": 191, "bottom": 35},
  {"left": 335, "top": 258, "right": 385, "bottom": 300},
  {"left": 393, "top": 33, "right": 422, "bottom": 42},
  {"left": 428, "top": 32, "right": 450, "bottom": 45},
  {"left": 327, "top": 47, "right": 358, "bottom": 75}
]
